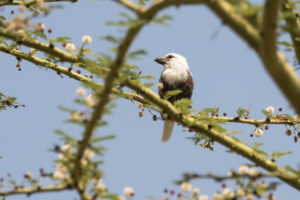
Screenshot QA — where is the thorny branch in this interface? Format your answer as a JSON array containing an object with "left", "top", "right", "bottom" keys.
[
  {"left": 1, "top": 0, "right": 300, "bottom": 197},
  {"left": 0, "top": 182, "right": 72, "bottom": 197},
  {"left": 0, "top": 0, "right": 77, "bottom": 7},
  {"left": 261, "top": 0, "right": 300, "bottom": 114}
]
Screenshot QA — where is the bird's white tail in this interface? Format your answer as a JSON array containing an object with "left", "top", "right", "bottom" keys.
[{"left": 162, "top": 120, "right": 175, "bottom": 142}]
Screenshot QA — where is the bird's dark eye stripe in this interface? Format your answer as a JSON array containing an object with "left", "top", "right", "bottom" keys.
[{"left": 167, "top": 55, "right": 174, "bottom": 59}]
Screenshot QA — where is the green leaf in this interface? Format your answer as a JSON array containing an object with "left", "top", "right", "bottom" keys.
[
  {"left": 164, "top": 90, "right": 182, "bottom": 100},
  {"left": 237, "top": 107, "right": 248, "bottom": 117},
  {"left": 127, "top": 49, "right": 147, "bottom": 60},
  {"left": 271, "top": 151, "right": 292, "bottom": 159},
  {"left": 261, "top": 109, "right": 269, "bottom": 117},
  {"left": 152, "top": 14, "right": 173, "bottom": 26},
  {"left": 229, "top": 130, "right": 243, "bottom": 135},
  {"left": 102, "top": 35, "right": 120, "bottom": 44},
  {"left": 174, "top": 99, "right": 192, "bottom": 114},
  {"left": 52, "top": 36, "right": 71, "bottom": 43},
  {"left": 199, "top": 107, "right": 217, "bottom": 116},
  {"left": 283, "top": 114, "right": 295, "bottom": 122},
  {"left": 91, "top": 135, "right": 115, "bottom": 143},
  {"left": 140, "top": 75, "right": 155, "bottom": 80}
]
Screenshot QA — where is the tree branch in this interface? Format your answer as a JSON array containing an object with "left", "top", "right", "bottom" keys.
[
  {"left": 3, "top": 44, "right": 299, "bottom": 128},
  {"left": 114, "top": 0, "right": 144, "bottom": 14},
  {"left": 0, "top": 0, "right": 77, "bottom": 7},
  {"left": 204, "top": 0, "right": 260, "bottom": 52},
  {"left": 0, "top": 44, "right": 146, "bottom": 104},
  {"left": 261, "top": 0, "right": 300, "bottom": 114},
  {"left": 180, "top": 172, "right": 274, "bottom": 183},
  {"left": 0, "top": 183, "right": 71, "bottom": 196},
  {"left": 72, "top": 9, "right": 150, "bottom": 190},
  {"left": 125, "top": 79, "right": 300, "bottom": 190},
  {"left": 280, "top": 0, "right": 300, "bottom": 64},
  {"left": 0, "top": 29, "right": 79, "bottom": 63}
]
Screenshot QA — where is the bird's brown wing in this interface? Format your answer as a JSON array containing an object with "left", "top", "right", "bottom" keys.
[{"left": 158, "top": 70, "right": 194, "bottom": 104}]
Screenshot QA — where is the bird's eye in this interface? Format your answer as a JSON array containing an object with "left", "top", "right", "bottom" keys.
[{"left": 167, "top": 55, "right": 174, "bottom": 59}]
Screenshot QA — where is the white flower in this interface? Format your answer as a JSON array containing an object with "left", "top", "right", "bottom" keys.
[
  {"left": 227, "top": 170, "right": 233, "bottom": 177},
  {"left": 56, "top": 163, "right": 67, "bottom": 173},
  {"left": 238, "top": 165, "right": 249, "bottom": 175},
  {"left": 95, "top": 181, "right": 106, "bottom": 193},
  {"left": 53, "top": 170, "right": 65, "bottom": 180},
  {"left": 213, "top": 193, "right": 222, "bottom": 200},
  {"left": 61, "top": 143, "right": 72, "bottom": 152},
  {"left": 84, "top": 149, "right": 94, "bottom": 160},
  {"left": 266, "top": 106, "right": 275, "bottom": 115},
  {"left": 193, "top": 188, "right": 200, "bottom": 197},
  {"left": 123, "top": 186, "right": 134, "bottom": 197},
  {"left": 85, "top": 95, "right": 97, "bottom": 106},
  {"left": 246, "top": 193, "right": 254, "bottom": 200},
  {"left": 294, "top": 114, "right": 300, "bottom": 121},
  {"left": 81, "top": 159, "right": 88, "bottom": 167},
  {"left": 157, "top": 82, "right": 163, "bottom": 90},
  {"left": 65, "top": 43, "right": 76, "bottom": 52},
  {"left": 76, "top": 87, "right": 86, "bottom": 97},
  {"left": 70, "top": 112, "right": 80, "bottom": 121},
  {"left": 222, "top": 188, "right": 234, "bottom": 199},
  {"left": 82, "top": 35, "right": 92, "bottom": 45},
  {"left": 236, "top": 189, "right": 245, "bottom": 197},
  {"left": 36, "top": 0, "right": 44, "bottom": 8},
  {"left": 58, "top": 153, "right": 67, "bottom": 161},
  {"left": 198, "top": 195, "right": 210, "bottom": 200},
  {"left": 180, "top": 182, "right": 192, "bottom": 192},
  {"left": 36, "top": 23, "right": 45, "bottom": 32},
  {"left": 25, "top": 171, "right": 33, "bottom": 179},
  {"left": 248, "top": 167, "right": 260, "bottom": 177},
  {"left": 16, "top": 29, "right": 25, "bottom": 37},
  {"left": 254, "top": 128, "right": 264, "bottom": 137}
]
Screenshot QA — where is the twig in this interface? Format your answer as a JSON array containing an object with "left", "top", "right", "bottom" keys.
[
  {"left": 0, "top": 0, "right": 77, "bottom": 7},
  {"left": 0, "top": 30, "right": 79, "bottom": 63},
  {"left": 125, "top": 79, "right": 300, "bottom": 191},
  {"left": 0, "top": 183, "right": 71, "bottom": 196},
  {"left": 180, "top": 172, "right": 274, "bottom": 182},
  {"left": 0, "top": 44, "right": 146, "bottom": 104}
]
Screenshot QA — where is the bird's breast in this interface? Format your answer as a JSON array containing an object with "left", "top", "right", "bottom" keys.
[{"left": 162, "top": 69, "right": 188, "bottom": 85}]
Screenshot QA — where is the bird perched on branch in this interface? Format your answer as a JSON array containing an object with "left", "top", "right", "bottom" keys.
[{"left": 154, "top": 53, "right": 194, "bottom": 142}]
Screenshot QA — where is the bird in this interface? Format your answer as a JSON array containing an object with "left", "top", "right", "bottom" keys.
[{"left": 154, "top": 53, "right": 194, "bottom": 142}]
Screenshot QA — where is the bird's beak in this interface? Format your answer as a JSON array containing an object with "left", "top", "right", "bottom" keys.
[{"left": 154, "top": 57, "right": 167, "bottom": 65}]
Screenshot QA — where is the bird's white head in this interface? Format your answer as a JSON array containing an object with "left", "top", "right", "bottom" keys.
[
  {"left": 155, "top": 53, "right": 190, "bottom": 85},
  {"left": 154, "top": 53, "right": 189, "bottom": 71}
]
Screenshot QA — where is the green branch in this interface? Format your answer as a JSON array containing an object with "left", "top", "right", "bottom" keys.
[
  {"left": 114, "top": 0, "right": 144, "bottom": 14},
  {"left": 204, "top": 0, "right": 260, "bottom": 52},
  {"left": 0, "top": 29, "right": 79, "bottom": 63},
  {"left": 281, "top": 0, "right": 300, "bottom": 64},
  {"left": 179, "top": 172, "right": 274, "bottom": 183},
  {"left": 2, "top": 44, "right": 299, "bottom": 127},
  {"left": 261, "top": 0, "right": 300, "bottom": 114},
  {"left": 125, "top": 79, "right": 300, "bottom": 190},
  {"left": 0, "top": 183, "right": 71, "bottom": 196},
  {"left": 72, "top": 8, "right": 149, "bottom": 190},
  {"left": 0, "top": 0, "right": 77, "bottom": 7},
  {"left": 0, "top": 44, "right": 146, "bottom": 104}
]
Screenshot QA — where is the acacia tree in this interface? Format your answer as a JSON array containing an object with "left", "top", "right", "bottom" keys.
[{"left": 0, "top": 0, "right": 300, "bottom": 199}]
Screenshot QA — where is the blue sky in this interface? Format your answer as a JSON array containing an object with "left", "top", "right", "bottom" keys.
[{"left": 0, "top": 0, "right": 300, "bottom": 199}]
